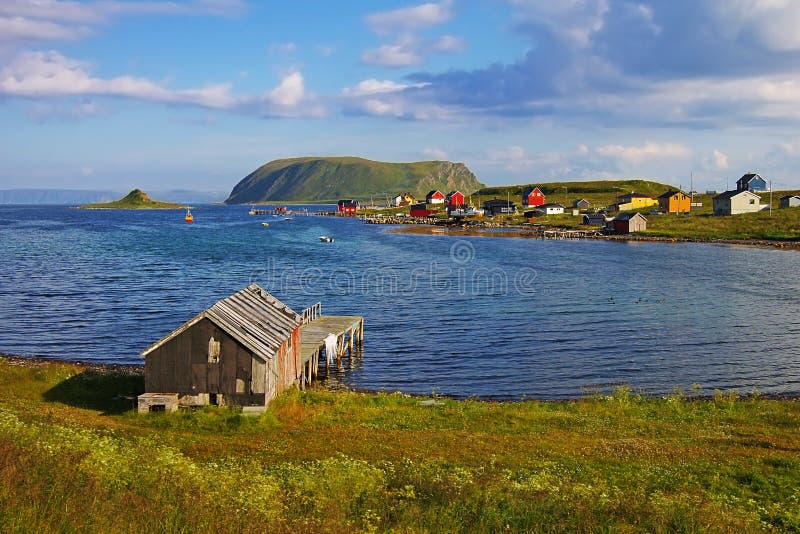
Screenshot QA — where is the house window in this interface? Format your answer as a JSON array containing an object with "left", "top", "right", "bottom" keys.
[
  {"left": 208, "top": 337, "right": 220, "bottom": 363},
  {"left": 749, "top": 199, "right": 755, "bottom": 205}
]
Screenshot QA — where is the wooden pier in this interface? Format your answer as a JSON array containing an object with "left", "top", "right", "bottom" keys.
[{"left": 297, "top": 302, "right": 364, "bottom": 389}]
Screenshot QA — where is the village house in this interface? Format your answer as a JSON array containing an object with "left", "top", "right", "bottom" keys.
[
  {"left": 483, "top": 199, "right": 516, "bottom": 216},
  {"left": 426, "top": 190, "right": 445, "bottom": 204},
  {"left": 573, "top": 199, "right": 591, "bottom": 210},
  {"left": 445, "top": 191, "right": 465, "bottom": 207},
  {"left": 393, "top": 193, "right": 416, "bottom": 207},
  {"left": 582, "top": 213, "right": 610, "bottom": 226},
  {"left": 522, "top": 187, "right": 545, "bottom": 207},
  {"left": 608, "top": 212, "right": 647, "bottom": 234},
  {"left": 736, "top": 173, "right": 768, "bottom": 192},
  {"left": 657, "top": 190, "right": 692, "bottom": 213},
  {"left": 534, "top": 203, "right": 566, "bottom": 215},
  {"left": 713, "top": 190, "right": 763, "bottom": 215},
  {"left": 611, "top": 192, "right": 657, "bottom": 212},
  {"left": 337, "top": 199, "right": 358, "bottom": 215},
  {"left": 410, "top": 203, "right": 437, "bottom": 217},
  {"left": 139, "top": 285, "right": 303, "bottom": 413},
  {"left": 780, "top": 195, "right": 800, "bottom": 208}
]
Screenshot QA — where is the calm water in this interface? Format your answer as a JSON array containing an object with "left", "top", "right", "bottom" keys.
[{"left": 1, "top": 204, "right": 799, "bottom": 399}]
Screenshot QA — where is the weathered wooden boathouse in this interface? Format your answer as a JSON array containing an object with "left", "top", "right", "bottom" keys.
[{"left": 138, "top": 284, "right": 363, "bottom": 413}]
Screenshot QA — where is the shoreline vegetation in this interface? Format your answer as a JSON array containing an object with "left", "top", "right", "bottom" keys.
[
  {"left": 1, "top": 355, "right": 799, "bottom": 532},
  {"left": 79, "top": 189, "right": 184, "bottom": 210}
]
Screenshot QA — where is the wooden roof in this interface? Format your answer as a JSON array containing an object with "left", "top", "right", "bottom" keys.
[{"left": 141, "top": 284, "right": 301, "bottom": 360}]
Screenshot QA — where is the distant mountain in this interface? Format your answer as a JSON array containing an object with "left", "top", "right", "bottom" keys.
[
  {"left": 0, "top": 189, "right": 119, "bottom": 205},
  {"left": 79, "top": 189, "right": 184, "bottom": 209},
  {"left": 224, "top": 157, "right": 485, "bottom": 204}
]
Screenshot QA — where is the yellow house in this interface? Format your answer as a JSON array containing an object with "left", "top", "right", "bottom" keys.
[
  {"left": 658, "top": 190, "right": 692, "bottom": 213},
  {"left": 613, "top": 192, "right": 657, "bottom": 211}
]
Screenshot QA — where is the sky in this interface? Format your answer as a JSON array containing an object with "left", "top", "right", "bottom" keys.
[{"left": 3, "top": 0, "right": 800, "bottom": 192}]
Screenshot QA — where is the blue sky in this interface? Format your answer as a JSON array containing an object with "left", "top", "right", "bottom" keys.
[{"left": 3, "top": 0, "right": 800, "bottom": 192}]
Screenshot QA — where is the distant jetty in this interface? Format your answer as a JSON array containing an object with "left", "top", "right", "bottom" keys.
[{"left": 79, "top": 189, "right": 184, "bottom": 210}]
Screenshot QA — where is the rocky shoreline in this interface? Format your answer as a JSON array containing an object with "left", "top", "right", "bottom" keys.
[{"left": 390, "top": 224, "right": 800, "bottom": 250}]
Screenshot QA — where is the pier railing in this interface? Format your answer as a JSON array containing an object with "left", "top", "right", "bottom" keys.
[{"left": 301, "top": 302, "right": 322, "bottom": 325}]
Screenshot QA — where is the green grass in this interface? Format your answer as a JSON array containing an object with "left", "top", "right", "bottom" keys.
[
  {"left": 2, "top": 357, "right": 799, "bottom": 533},
  {"left": 80, "top": 189, "right": 184, "bottom": 210}
]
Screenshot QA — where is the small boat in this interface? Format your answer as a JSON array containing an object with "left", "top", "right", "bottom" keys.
[
  {"left": 185, "top": 208, "right": 193, "bottom": 223},
  {"left": 261, "top": 222, "right": 270, "bottom": 227},
  {"left": 319, "top": 236, "right": 334, "bottom": 242},
  {"left": 284, "top": 217, "right": 293, "bottom": 221}
]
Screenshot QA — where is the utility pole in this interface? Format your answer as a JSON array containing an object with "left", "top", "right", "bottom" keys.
[{"left": 770, "top": 180, "right": 773, "bottom": 216}]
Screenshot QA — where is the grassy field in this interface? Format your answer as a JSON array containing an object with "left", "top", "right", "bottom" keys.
[{"left": 1, "top": 357, "right": 799, "bottom": 533}]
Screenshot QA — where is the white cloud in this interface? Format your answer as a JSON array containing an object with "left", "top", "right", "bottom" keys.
[
  {"left": 429, "top": 34, "right": 465, "bottom": 53},
  {"left": 267, "top": 70, "right": 304, "bottom": 107},
  {"left": 365, "top": 0, "right": 453, "bottom": 33},
  {"left": 595, "top": 142, "right": 690, "bottom": 164},
  {"left": 0, "top": 50, "right": 238, "bottom": 108},
  {"left": 0, "top": 16, "right": 88, "bottom": 44},
  {"left": 422, "top": 147, "right": 449, "bottom": 159},
  {"left": 362, "top": 41, "right": 421, "bottom": 67},
  {"left": 341, "top": 79, "right": 427, "bottom": 97},
  {"left": 709, "top": 1, "right": 800, "bottom": 52},
  {"left": 507, "top": 0, "right": 610, "bottom": 48},
  {"left": 711, "top": 149, "right": 729, "bottom": 170},
  {"left": 0, "top": 50, "right": 324, "bottom": 118}
]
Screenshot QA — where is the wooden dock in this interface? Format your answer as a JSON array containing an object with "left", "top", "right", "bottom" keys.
[{"left": 297, "top": 303, "right": 363, "bottom": 389}]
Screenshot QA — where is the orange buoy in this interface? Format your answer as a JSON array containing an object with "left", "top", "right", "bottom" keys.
[{"left": 185, "top": 208, "right": 194, "bottom": 223}]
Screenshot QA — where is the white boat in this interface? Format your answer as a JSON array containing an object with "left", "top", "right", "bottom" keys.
[
  {"left": 261, "top": 222, "right": 269, "bottom": 227},
  {"left": 319, "top": 236, "right": 334, "bottom": 242}
]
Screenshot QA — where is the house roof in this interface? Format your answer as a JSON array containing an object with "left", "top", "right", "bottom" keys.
[
  {"left": 738, "top": 173, "right": 764, "bottom": 183},
  {"left": 780, "top": 195, "right": 800, "bottom": 200},
  {"left": 657, "top": 190, "right": 687, "bottom": 199},
  {"left": 714, "top": 189, "right": 761, "bottom": 200},
  {"left": 522, "top": 186, "right": 542, "bottom": 195},
  {"left": 141, "top": 284, "right": 301, "bottom": 360},
  {"left": 426, "top": 190, "right": 444, "bottom": 197},
  {"left": 613, "top": 212, "right": 647, "bottom": 221},
  {"left": 540, "top": 203, "right": 565, "bottom": 209},
  {"left": 619, "top": 192, "right": 652, "bottom": 199},
  {"left": 446, "top": 190, "right": 463, "bottom": 197},
  {"left": 483, "top": 199, "right": 515, "bottom": 207}
]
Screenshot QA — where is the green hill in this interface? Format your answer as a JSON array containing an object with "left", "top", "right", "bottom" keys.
[
  {"left": 80, "top": 189, "right": 184, "bottom": 210},
  {"left": 224, "top": 157, "right": 484, "bottom": 204}
]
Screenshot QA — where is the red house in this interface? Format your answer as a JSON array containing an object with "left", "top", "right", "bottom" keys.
[
  {"left": 522, "top": 187, "right": 545, "bottom": 207},
  {"left": 426, "top": 190, "right": 445, "bottom": 204},
  {"left": 410, "top": 203, "right": 437, "bottom": 217},
  {"left": 337, "top": 199, "right": 358, "bottom": 215},
  {"left": 445, "top": 191, "right": 465, "bottom": 207}
]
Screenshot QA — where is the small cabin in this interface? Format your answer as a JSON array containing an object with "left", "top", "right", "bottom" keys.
[
  {"left": 337, "top": 199, "right": 358, "bottom": 215},
  {"left": 736, "top": 173, "right": 768, "bottom": 193},
  {"left": 573, "top": 199, "right": 591, "bottom": 210},
  {"left": 445, "top": 190, "right": 465, "bottom": 207},
  {"left": 609, "top": 212, "right": 647, "bottom": 234},
  {"left": 522, "top": 187, "right": 545, "bottom": 207},
  {"left": 483, "top": 199, "right": 516, "bottom": 216},
  {"left": 410, "top": 203, "right": 437, "bottom": 217},
  {"left": 657, "top": 190, "right": 691, "bottom": 213},
  {"left": 536, "top": 203, "right": 565, "bottom": 215},
  {"left": 780, "top": 195, "right": 800, "bottom": 208},
  {"left": 426, "top": 190, "right": 445, "bottom": 204},
  {"left": 139, "top": 285, "right": 303, "bottom": 413},
  {"left": 582, "top": 213, "right": 609, "bottom": 226}
]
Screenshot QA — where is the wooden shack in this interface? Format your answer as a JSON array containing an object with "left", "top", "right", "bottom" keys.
[
  {"left": 609, "top": 212, "right": 647, "bottom": 234},
  {"left": 139, "top": 284, "right": 302, "bottom": 412}
]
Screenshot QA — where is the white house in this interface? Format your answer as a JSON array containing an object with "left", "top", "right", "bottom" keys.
[
  {"left": 712, "top": 190, "right": 763, "bottom": 215},
  {"left": 780, "top": 195, "right": 800, "bottom": 209},
  {"left": 536, "top": 203, "right": 566, "bottom": 215}
]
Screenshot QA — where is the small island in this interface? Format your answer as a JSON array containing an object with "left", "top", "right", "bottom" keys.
[{"left": 79, "top": 189, "right": 184, "bottom": 209}]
